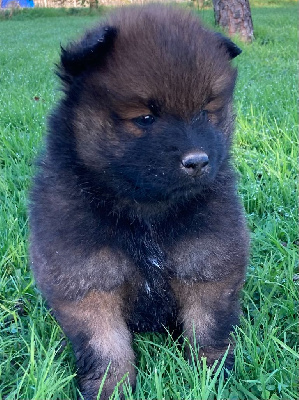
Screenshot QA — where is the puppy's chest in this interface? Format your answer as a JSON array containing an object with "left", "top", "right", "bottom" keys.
[
  {"left": 122, "top": 227, "right": 191, "bottom": 332},
  {"left": 127, "top": 242, "right": 178, "bottom": 333},
  {"left": 118, "top": 220, "right": 195, "bottom": 283}
]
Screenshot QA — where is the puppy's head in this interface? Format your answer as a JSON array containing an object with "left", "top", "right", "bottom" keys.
[{"left": 57, "top": 5, "right": 241, "bottom": 206}]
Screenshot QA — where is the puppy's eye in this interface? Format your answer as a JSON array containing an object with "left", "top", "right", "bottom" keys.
[
  {"left": 133, "top": 115, "right": 155, "bottom": 127},
  {"left": 201, "top": 110, "right": 208, "bottom": 121},
  {"left": 193, "top": 110, "right": 209, "bottom": 124}
]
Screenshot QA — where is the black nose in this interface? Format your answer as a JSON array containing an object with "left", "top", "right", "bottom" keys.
[{"left": 181, "top": 151, "right": 209, "bottom": 176}]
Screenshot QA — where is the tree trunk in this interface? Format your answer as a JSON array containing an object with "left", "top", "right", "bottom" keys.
[
  {"left": 192, "top": 0, "right": 204, "bottom": 9},
  {"left": 89, "top": 0, "right": 98, "bottom": 8},
  {"left": 213, "top": 0, "right": 254, "bottom": 43}
]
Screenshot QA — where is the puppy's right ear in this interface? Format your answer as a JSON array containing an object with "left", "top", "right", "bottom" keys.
[
  {"left": 214, "top": 32, "right": 242, "bottom": 59},
  {"left": 57, "top": 26, "right": 117, "bottom": 84}
]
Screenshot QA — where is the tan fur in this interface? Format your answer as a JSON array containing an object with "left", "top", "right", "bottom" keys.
[
  {"left": 122, "top": 120, "right": 144, "bottom": 137},
  {"left": 53, "top": 288, "right": 136, "bottom": 397},
  {"left": 171, "top": 274, "right": 244, "bottom": 364}
]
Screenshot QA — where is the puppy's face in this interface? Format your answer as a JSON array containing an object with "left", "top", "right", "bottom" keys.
[
  {"left": 96, "top": 108, "right": 227, "bottom": 203},
  {"left": 59, "top": 5, "right": 241, "bottom": 204}
]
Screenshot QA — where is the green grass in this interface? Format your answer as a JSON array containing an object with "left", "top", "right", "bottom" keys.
[
  {"left": 0, "top": 3, "right": 298, "bottom": 399},
  {"left": 0, "top": 6, "right": 108, "bottom": 21}
]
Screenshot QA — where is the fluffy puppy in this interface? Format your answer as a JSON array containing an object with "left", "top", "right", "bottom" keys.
[{"left": 29, "top": 4, "right": 249, "bottom": 399}]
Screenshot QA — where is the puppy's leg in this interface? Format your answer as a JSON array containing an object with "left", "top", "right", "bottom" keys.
[
  {"left": 53, "top": 289, "right": 135, "bottom": 400},
  {"left": 171, "top": 274, "right": 244, "bottom": 370}
]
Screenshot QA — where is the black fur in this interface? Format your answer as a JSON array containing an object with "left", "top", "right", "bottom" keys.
[
  {"left": 58, "top": 26, "right": 117, "bottom": 83},
  {"left": 215, "top": 32, "right": 242, "bottom": 59}
]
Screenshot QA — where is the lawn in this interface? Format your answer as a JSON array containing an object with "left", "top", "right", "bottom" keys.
[{"left": 0, "top": 3, "right": 298, "bottom": 399}]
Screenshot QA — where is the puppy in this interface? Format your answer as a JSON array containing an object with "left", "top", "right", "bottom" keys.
[{"left": 29, "top": 4, "right": 249, "bottom": 399}]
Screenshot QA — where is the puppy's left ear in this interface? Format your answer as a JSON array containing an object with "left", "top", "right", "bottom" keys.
[
  {"left": 215, "top": 32, "right": 242, "bottom": 59},
  {"left": 58, "top": 26, "right": 117, "bottom": 84}
]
